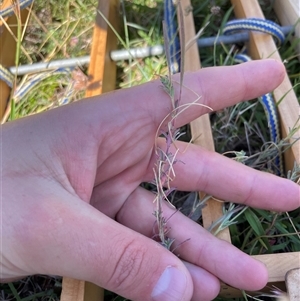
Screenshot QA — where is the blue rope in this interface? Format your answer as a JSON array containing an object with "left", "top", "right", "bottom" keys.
[
  {"left": 224, "top": 18, "right": 285, "bottom": 176},
  {"left": 164, "top": 0, "right": 181, "bottom": 74}
]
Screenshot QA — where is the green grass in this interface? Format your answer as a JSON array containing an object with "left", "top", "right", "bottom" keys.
[
  {"left": 1, "top": 0, "right": 299, "bottom": 300},
  {"left": 2, "top": 0, "right": 97, "bottom": 122},
  {"left": 0, "top": 275, "right": 62, "bottom": 301}
]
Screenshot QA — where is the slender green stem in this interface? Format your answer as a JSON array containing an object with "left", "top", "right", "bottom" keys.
[{"left": 10, "top": 2, "right": 22, "bottom": 121}]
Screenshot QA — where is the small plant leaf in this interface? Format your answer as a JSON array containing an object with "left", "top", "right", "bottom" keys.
[{"left": 244, "top": 208, "right": 271, "bottom": 252}]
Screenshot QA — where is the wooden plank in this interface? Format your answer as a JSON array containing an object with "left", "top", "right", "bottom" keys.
[
  {"left": 180, "top": 0, "right": 231, "bottom": 243},
  {"left": 0, "top": 0, "right": 16, "bottom": 29},
  {"left": 61, "top": 279, "right": 104, "bottom": 301},
  {"left": 274, "top": 0, "right": 300, "bottom": 59},
  {"left": 61, "top": 278, "right": 85, "bottom": 301},
  {"left": 60, "top": 1, "right": 119, "bottom": 301},
  {"left": 216, "top": 0, "right": 300, "bottom": 297},
  {"left": 285, "top": 268, "right": 300, "bottom": 301},
  {"left": 230, "top": 0, "right": 300, "bottom": 172},
  {"left": 0, "top": 1, "right": 28, "bottom": 119},
  {"left": 85, "top": 0, "right": 119, "bottom": 96},
  {"left": 255, "top": 253, "right": 300, "bottom": 283}
]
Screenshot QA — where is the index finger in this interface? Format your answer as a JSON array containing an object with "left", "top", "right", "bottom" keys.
[
  {"left": 144, "top": 59, "right": 285, "bottom": 128},
  {"left": 55, "top": 59, "right": 284, "bottom": 154}
]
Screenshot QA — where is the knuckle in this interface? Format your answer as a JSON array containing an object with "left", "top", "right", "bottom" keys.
[{"left": 107, "top": 240, "right": 149, "bottom": 292}]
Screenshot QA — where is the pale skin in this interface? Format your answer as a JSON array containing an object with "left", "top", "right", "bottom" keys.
[{"left": 2, "top": 60, "right": 300, "bottom": 301}]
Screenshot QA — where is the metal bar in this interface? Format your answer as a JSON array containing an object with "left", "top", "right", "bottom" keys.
[
  {"left": 110, "top": 25, "right": 292, "bottom": 60},
  {"left": 7, "top": 25, "right": 293, "bottom": 76},
  {"left": 8, "top": 56, "right": 90, "bottom": 76}
]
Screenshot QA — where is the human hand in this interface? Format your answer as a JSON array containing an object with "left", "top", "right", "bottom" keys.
[{"left": 2, "top": 60, "right": 299, "bottom": 301}]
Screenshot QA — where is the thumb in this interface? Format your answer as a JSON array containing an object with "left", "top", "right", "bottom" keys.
[{"left": 18, "top": 194, "right": 194, "bottom": 301}]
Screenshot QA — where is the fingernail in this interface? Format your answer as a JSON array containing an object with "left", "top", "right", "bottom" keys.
[{"left": 151, "top": 266, "right": 186, "bottom": 301}]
